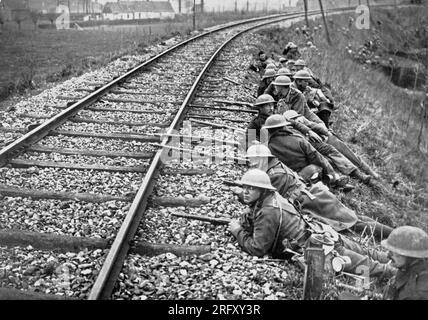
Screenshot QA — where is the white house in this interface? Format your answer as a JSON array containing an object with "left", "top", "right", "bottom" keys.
[{"left": 103, "top": 1, "right": 175, "bottom": 20}]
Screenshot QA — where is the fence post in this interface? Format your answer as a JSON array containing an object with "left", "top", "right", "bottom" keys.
[{"left": 303, "top": 247, "right": 325, "bottom": 300}]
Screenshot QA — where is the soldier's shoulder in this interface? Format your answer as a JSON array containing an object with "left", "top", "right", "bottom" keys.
[
  {"left": 290, "top": 87, "right": 304, "bottom": 95},
  {"left": 415, "top": 269, "right": 428, "bottom": 293},
  {"left": 248, "top": 115, "right": 261, "bottom": 126}
]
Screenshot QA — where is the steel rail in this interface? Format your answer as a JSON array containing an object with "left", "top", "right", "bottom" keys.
[
  {"left": 87, "top": 8, "right": 348, "bottom": 300},
  {"left": 0, "top": 10, "right": 318, "bottom": 167}
]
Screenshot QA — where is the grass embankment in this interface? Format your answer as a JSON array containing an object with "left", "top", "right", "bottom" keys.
[
  {"left": 257, "top": 7, "right": 427, "bottom": 229},
  {"left": 0, "top": 10, "right": 280, "bottom": 106},
  {"left": 251, "top": 6, "right": 427, "bottom": 299}
]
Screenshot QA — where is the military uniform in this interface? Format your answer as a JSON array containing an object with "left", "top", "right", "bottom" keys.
[
  {"left": 288, "top": 116, "right": 376, "bottom": 176},
  {"left": 233, "top": 191, "right": 393, "bottom": 277},
  {"left": 267, "top": 158, "right": 392, "bottom": 239},
  {"left": 250, "top": 57, "right": 275, "bottom": 76},
  {"left": 257, "top": 78, "right": 273, "bottom": 97},
  {"left": 247, "top": 113, "right": 269, "bottom": 142},
  {"left": 267, "top": 126, "right": 336, "bottom": 177},
  {"left": 385, "top": 259, "right": 428, "bottom": 300},
  {"left": 275, "top": 87, "right": 323, "bottom": 124},
  {"left": 287, "top": 119, "right": 358, "bottom": 176},
  {"left": 283, "top": 48, "right": 301, "bottom": 61},
  {"left": 301, "top": 85, "right": 334, "bottom": 128},
  {"left": 267, "top": 158, "right": 358, "bottom": 232}
]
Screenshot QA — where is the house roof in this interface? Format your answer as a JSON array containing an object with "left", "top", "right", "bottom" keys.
[{"left": 103, "top": 1, "right": 174, "bottom": 14}]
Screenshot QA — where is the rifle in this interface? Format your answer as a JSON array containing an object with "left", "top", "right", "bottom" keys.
[
  {"left": 171, "top": 212, "right": 231, "bottom": 225},
  {"left": 222, "top": 180, "right": 243, "bottom": 187}
]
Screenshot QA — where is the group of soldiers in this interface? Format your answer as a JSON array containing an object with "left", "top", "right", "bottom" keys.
[{"left": 226, "top": 43, "right": 428, "bottom": 299}]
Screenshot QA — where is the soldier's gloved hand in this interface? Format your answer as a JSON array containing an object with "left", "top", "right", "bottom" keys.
[
  {"left": 228, "top": 219, "right": 242, "bottom": 236},
  {"left": 307, "top": 131, "right": 322, "bottom": 143}
]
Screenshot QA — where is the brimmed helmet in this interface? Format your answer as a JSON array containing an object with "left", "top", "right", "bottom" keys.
[
  {"left": 246, "top": 144, "right": 273, "bottom": 158},
  {"left": 276, "top": 68, "right": 293, "bottom": 77},
  {"left": 262, "top": 69, "right": 276, "bottom": 80},
  {"left": 293, "top": 70, "right": 312, "bottom": 80},
  {"left": 294, "top": 59, "right": 307, "bottom": 67},
  {"left": 266, "top": 63, "right": 277, "bottom": 70},
  {"left": 283, "top": 110, "right": 301, "bottom": 120},
  {"left": 263, "top": 114, "right": 290, "bottom": 129},
  {"left": 381, "top": 226, "right": 428, "bottom": 259},
  {"left": 237, "top": 169, "right": 276, "bottom": 191},
  {"left": 254, "top": 94, "right": 275, "bottom": 107},
  {"left": 272, "top": 76, "right": 292, "bottom": 87},
  {"left": 286, "top": 42, "right": 298, "bottom": 50}
]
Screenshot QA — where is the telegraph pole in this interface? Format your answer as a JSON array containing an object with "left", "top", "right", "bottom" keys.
[
  {"left": 319, "top": 0, "right": 332, "bottom": 45},
  {"left": 303, "top": 0, "right": 309, "bottom": 29},
  {"left": 192, "top": 0, "right": 196, "bottom": 30}
]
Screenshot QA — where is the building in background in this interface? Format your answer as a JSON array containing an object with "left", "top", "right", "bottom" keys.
[
  {"left": 103, "top": 1, "right": 175, "bottom": 20},
  {"left": 28, "top": 1, "right": 103, "bottom": 14}
]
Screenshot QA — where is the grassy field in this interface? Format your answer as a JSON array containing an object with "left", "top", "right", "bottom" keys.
[{"left": 0, "top": 10, "right": 280, "bottom": 104}]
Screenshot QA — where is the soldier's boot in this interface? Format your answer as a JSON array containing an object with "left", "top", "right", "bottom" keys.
[
  {"left": 326, "top": 174, "right": 350, "bottom": 189},
  {"left": 350, "top": 169, "right": 371, "bottom": 184}
]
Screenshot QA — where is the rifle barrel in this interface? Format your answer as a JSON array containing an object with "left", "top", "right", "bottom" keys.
[{"left": 171, "top": 213, "right": 231, "bottom": 225}]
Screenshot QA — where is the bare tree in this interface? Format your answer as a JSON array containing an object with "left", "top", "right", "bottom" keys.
[
  {"left": 29, "top": 11, "right": 40, "bottom": 30},
  {"left": 46, "top": 12, "right": 58, "bottom": 26},
  {"left": 0, "top": 9, "right": 4, "bottom": 31}
]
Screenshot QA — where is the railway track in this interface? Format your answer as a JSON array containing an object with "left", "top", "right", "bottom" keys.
[{"left": 0, "top": 7, "right": 377, "bottom": 300}]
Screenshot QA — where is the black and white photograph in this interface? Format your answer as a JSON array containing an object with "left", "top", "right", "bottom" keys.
[{"left": 0, "top": 0, "right": 427, "bottom": 308}]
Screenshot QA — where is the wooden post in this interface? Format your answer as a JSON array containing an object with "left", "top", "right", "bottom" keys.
[
  {"left": 318, "top": 0, "right": 332, "bottom": 45},
  {"left": 367, "top": 0, "right": 376, "bottom": 28},
  {"left": 303, "top": 247, "right": 325, "bottom": 300},
  {"left": 303, "top": 0, "right": 309, "bottom": 29}
]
